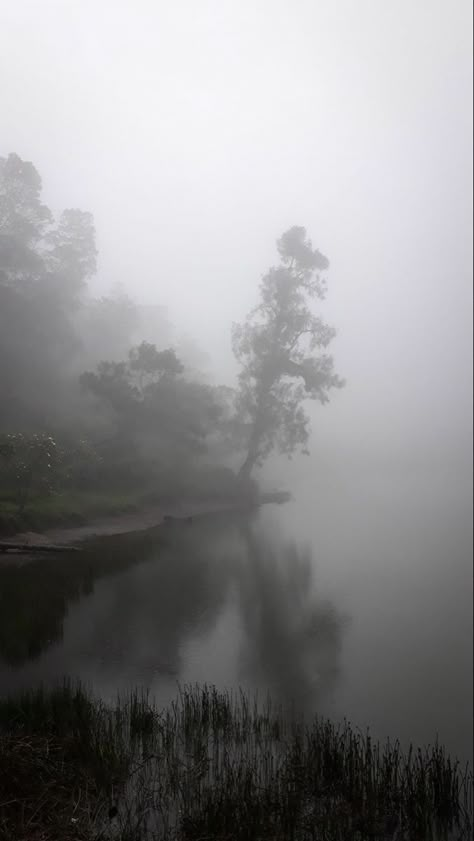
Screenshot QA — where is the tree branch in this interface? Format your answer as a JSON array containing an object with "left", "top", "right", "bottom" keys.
[{"left": 286, "top": 329, "right": 313, "bottom": 353}]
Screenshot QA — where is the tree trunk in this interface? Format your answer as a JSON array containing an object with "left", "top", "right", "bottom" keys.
[
  {"left": 238, "top": 369, "right": 275, "bottom": 480},
  {"left": 238, "top": 417, "right": 263, "bottom": 480},
  {"left": 238, "top": 448, "right": 258, "bottom": 481}
]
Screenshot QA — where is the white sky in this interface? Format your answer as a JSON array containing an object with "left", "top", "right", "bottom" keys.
[{"left": 1, "top": 0, "right": 472, "bottom": 463}]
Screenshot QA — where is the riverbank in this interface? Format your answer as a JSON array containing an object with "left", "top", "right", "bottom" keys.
[
  {"left": 1, "top": 681, "right": 471, "bottom": 841},
  {"left": 0, "top": 489, "right": 291, "bottom": 560},
  {"left": 0, "top": 466, "right": 269, "bottom": 539},
  {"left": 0, "top": 489, "right": 146, "bottom": 538}
]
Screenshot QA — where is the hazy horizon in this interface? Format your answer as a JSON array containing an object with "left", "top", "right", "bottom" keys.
[{"left": 2, "top": 0, "right": 472, "bottom": 467}]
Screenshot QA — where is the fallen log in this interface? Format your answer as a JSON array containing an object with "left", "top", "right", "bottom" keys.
[{"left": 0, "top": 542, "right": 81, "bottom": 553}]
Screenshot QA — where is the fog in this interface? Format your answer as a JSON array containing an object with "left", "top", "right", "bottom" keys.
[
  {"left": 2, "top": 0, "right": 472, "bottom": 463},
  {"left": 0, "top": 0, "right": 472, "bottom": 778}
]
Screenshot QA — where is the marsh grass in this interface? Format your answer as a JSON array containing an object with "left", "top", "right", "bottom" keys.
[{"left": 0, "top": 681, "right": 471, "bottom": 840}]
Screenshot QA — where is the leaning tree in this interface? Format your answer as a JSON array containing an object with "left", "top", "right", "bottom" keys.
[{"left": 232, "top": 226, "right": 344, "bottom": 479}]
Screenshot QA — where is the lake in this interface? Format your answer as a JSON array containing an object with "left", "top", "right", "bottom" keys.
[{"left": 0, "top": 460, "right": 472, "bottom": 767}]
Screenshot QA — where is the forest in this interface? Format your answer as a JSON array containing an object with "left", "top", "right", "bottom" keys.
[{"left": 0, "top": 153, "right": 341, "bottom": 534}]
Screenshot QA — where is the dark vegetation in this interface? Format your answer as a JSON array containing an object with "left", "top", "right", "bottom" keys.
[
  {"left": 0, "top": 153, "right": 341, "bottom": 534},
  {"left": 0, "top": 154, "right": 243, "bottom": 534},
  {"left": 0, "top": 682, "right": 471, "bottom": 840}
]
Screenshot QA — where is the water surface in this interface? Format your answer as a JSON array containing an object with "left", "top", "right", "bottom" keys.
[{"left": 0, "top": 461, "right": 471, "bottom": 766}]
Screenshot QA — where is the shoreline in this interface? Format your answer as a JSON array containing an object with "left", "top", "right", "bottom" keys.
[{"left": 0, "top": 490, "right": 291, "bottom": 560}]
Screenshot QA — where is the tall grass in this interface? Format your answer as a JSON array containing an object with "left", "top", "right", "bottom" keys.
[{"left": 0, "top": 681, "right": 472, "bottom": 840}]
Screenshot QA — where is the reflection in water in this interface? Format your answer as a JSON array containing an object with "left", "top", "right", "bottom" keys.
[
  {"left": 0, "top": 529, "right": 162, "bottom": 665},
  {"left": 235, "top": 525, "right": 345, "bottom": 714},
  {"left": 0, "top": 512, "right": 345, "bottom": 717}
]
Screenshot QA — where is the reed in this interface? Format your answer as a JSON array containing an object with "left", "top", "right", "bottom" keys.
[{"left": 0, "top": 681, "right": 471, "bottom": 840}]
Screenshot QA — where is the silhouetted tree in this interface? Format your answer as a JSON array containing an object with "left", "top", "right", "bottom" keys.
[
  {"left": 80, "top": 361, "right": 138, "bottom": 414},
  {"left": 233, "top": 227, "right": 344, "bottom": 478},
  {"left": 129, "top": 341, "right": 184, "bottom": 387},
  {"left": 0, "top": 154, "right": 97, "bottom": 427},
  {"left": 80, "top": 343, "right": 227, "bottom": 480},
  {"left": 44, "top": 208, "right": 97, "bottom": 304},
  {"left": 0, "top": 153, "right": 52, "bottom": 288}
]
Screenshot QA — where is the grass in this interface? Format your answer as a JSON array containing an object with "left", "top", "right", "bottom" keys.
[
  {"left": 0, "top": 681, "right": 472, "bottom": 840},
  {"left": 0, "top": 466, "right": 259, "bottom": 536},
  {"left": 0, "top": 489, "right": 144, "bottom": 536}
]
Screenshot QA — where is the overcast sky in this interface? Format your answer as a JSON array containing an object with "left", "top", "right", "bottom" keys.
[{"left": 1, "top": 0, "right": 472, "bottom": 464}]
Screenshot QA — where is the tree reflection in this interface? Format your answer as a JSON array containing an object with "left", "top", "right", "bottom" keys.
[
  {"left": 0, "top": 530, "right": 163, "bottom": 665},
  {"left": 69, "top": 527, "right": 231, "bottom": 683},
  {"left": 234, "top": 524, "right": 345, "bottom": 714},
  {"left": 0, "top": 513, "right": 346, "bottom": 719}
]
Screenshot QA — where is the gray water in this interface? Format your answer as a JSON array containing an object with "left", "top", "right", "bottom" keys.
[{"left": 0, "top": 461, "right": 472, "bottom": 767}]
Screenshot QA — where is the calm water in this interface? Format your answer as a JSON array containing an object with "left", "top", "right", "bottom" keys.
[{"left": 0, "top": 462, "right": 472, "bottom": 766}]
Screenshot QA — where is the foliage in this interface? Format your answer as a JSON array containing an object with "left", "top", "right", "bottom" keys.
[
  {"left": 0, "top": 154, "right": 97, "bottom": 429},
  {"left": 233, "top": 226, "right": 344, "bottom": 477},
  {"left": 0, "top": 153, "right": 96, "bottom": 305},
  {"left": 129, "top": 341, "right": 184, "bottom": 386},
  {"left": 0, "top": 432, "right": 62, "bottom": 513},
  {"left": 0, "top": 432, "right": 102, "bottom": 517},
  {"left": 1, "top": 153, "right": 233, "bottom": 510},
  {"left": 79, "top": 342, "right": 234, "bottom": 483},
  {"left": 80, "top": 360, "right": 139, "bottom": 418},
  {"left": 43, "top": 208, "right": 97, "bottom": 304},
  {"left": 0, "top": 153, "right": 52, "bottom": 262}
]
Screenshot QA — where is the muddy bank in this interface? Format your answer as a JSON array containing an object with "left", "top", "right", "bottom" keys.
[
  {"left": 0, "top": 491, "right": 290, "bottom": 562},
  {"left": 1, "top": 501, "right": 242, "bottom": 551}
]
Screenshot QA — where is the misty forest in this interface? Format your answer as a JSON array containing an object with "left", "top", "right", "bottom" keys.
[
  {"left": 0, "top": 153, "right": 342, "bottom": 521},
  {"left": 0, "top": 2, "right": 472, "bottom": 840}
]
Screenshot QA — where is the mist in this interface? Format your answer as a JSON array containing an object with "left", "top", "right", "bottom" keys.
[
  {"left": 0, "top": 1, "right": 472, "bottom": 835},
  {"left": 2, "top": 1, "right": 471, "bottom": 471}
]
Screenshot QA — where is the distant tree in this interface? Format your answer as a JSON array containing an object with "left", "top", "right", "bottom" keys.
[
  {"left": 232, "top": 226, "right": 344, "bottom": 479},
  {"left": 80, "top": 343, "right": 185, "bottom": 417},
  {"left": 80, "top": 343, "right": 229, "bottom": 477},
  {"left": 0, "top": 154, "right": 52, "bottom": 265},
  {"left": 0, "top": 153, "right": 96, "bottom": 299},
  {"left": 79, "top": 361, "right": 139, "bottom": 426},
  {"left": 44, "top": 208, "right": 97, "bottom": 303},
  {"left": 142, "top": 376, "right": 222, "bottom": 458},
  {"left": 129, "top": 341, "right": 184, "bottom": 387},
  {"left": 0, "top": 153, "right": 97, "bottom": 428},
  {"left": 0, "top": 154, "right": 51, "bottom": 294}
]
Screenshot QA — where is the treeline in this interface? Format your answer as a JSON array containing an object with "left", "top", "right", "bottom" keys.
[
  {"left": 0, "top": 152, "right": 343, "bottom": 528},
  {"left": 0, "top": 153, "right": 242, "bottom": 525}
]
